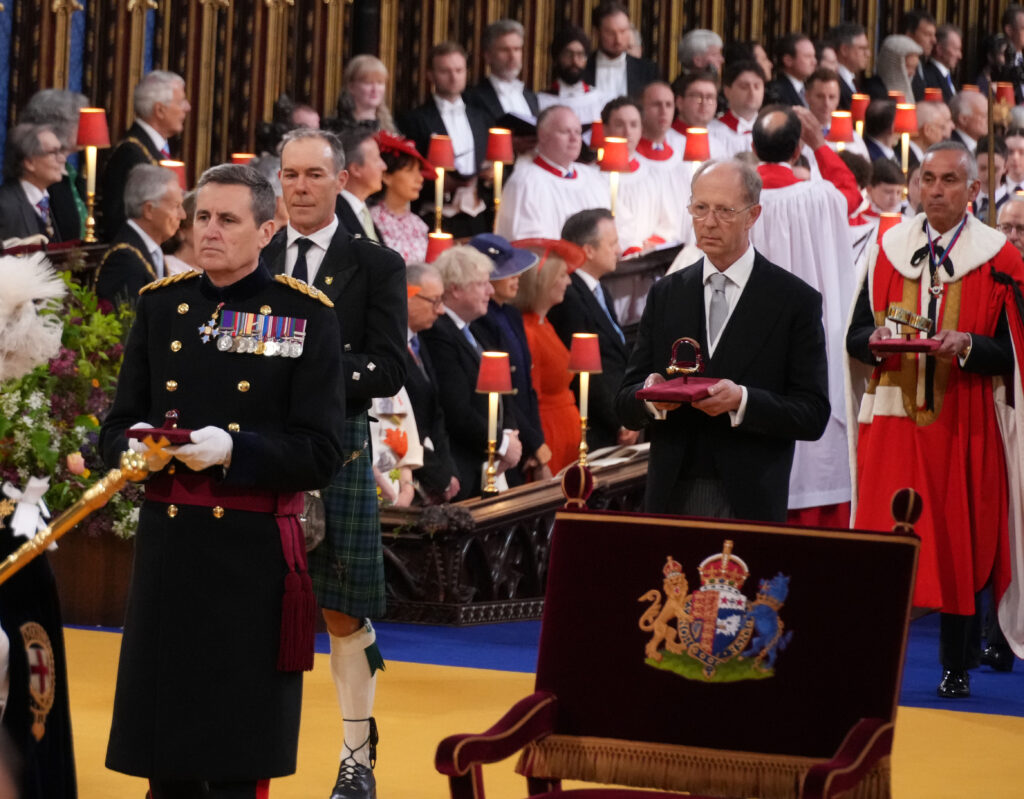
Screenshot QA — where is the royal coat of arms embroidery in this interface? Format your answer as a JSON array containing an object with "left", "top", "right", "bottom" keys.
[{"left": 638, "top": 540, "right": 793, "bottom": 681}]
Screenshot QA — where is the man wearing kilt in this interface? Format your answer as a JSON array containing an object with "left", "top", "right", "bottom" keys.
[{"left": 261, "top": 128, "right": 407, "bottom": 799}]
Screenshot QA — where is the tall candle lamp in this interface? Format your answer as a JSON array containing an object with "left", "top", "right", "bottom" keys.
[
  {"left": 598, "top": 137, "right": 629, "bottom": 216},
  {"left": 76, "top": 107, "right": 111, "bottom": 243},
  {"left": 568, "top": 333, "right": 603, "bottom": 467},
  {"left": 475, "top": 351, "right": 513, "bottom": 496},
  {"left": 427, "top": 134, "right": 456, "bottom": 233},
  {"left": 486, "top": 128, "right": 513, "bottom": 232}
]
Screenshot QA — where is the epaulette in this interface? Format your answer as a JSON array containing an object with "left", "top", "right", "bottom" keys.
[
  {"left": 138, "top": 269, "right": 200, "bottom": 295},
  {"left": 274, "top": 273, "right": 335, "bottom": 307}
]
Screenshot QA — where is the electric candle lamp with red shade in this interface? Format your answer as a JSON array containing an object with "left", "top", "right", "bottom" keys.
[
  {"left": 850, "top": 93, "right": 869, "bottom": 137},
  {"left": 76, "top": 107, "right": 111, "bottom": 243},
  {"left": 160, "top": 160, "right": 187, "bottom": 190},
  {"left": 827, "top": 112, "right": 854, "bottom": 151},
  {"left": 425, "top": 232, "right": 453, "bottom": 263},
  {"left": 475, "top": 351, "right": 513, "bottom": 495},
  {"left": 568, "top": 333, "right": 603, "bottom": 468},
  {"left": 487, "top": 128, "right": 513, "bottom": 232},
  {"left": 427, "top": 134, "right": 456, "bottom": 233},
  {"left": 893, "top": 104, "right": 917, "bottom": 176},
  {"left": 231, "top": 152, "right": 256, "bottom": 165},
  {"left": 599, "top": 137, "right": 629, "bottom": 215}
]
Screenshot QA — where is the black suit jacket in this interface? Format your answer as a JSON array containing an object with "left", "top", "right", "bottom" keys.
[
  {"left": 616, "top": 253, "right": 830, "bottom": 522},
  {"left": 95, "top": 223, "right": 160, "bottom": 306},
  {"left": 403, "top": 339, "right": 458, "bottom": 500},
  {"left": 765, "top": 76, "right": 806, "bottom": 107},
  {"left": 418, "top": 314, "right": 515, "bottom": 500},
  {"left": 862, "top": 75, "right": 890, "bottom": 101},
  {"left": 837, "top": 72, "right": 857, "bottom": 111},
  {"left": 582, "top": 53, "right": 660, "bottom": 99},
  {"left": 923, "top": 60, "right": 955, "bottom": 102},
  {"left": 99, "top": 122, "right": 164, "bottom": 241},
  {"left": 464, "top": 78, "right": 540, "bottom": 126},
  {"left": 397, "top": 98, "right": 490, "bottom": 177},
  {"left": 261, "top": 222, "right": 407, "bottom": 417},
  {"left": 0, "top": 182, "right": 47, "bottom": 242},
  {"left": 546, "top": 272, "right": 630, "bottom": 451},
  {"left": 334, "top": 194, "right": 384, "bottom": 241}
]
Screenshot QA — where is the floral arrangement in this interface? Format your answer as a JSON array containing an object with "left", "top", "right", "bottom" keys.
[{"left": 0, "top": 272, "right": 140, "bottom": 538}]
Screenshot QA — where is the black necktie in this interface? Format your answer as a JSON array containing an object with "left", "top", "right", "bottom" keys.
[{"left": 292, "top": 237, "right": 313, "bottom": 283}]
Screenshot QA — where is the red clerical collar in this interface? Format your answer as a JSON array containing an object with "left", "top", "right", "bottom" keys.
[
  {"left": 550, "top": 80, "right": 592, "bottom": 93},
  {"left": 636, "top": 138, "right": 674, "bottom": 160},
  {"left": 756, "top": 163, "right": 802, "bottom": 189},
  {"left": 718, "top": 111, "right": 741, "bottom": 133},
  {"left": 671, "top": 118, "right": 688, "bottom": 135},
  {"left": 627, "top": 158, "right": 640, "bottom": 172},
  {"left": 533, "top": 156, "right": 577, "bottom": 179}
]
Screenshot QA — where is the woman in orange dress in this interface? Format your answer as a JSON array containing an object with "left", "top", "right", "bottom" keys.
[{"left": 511, "top": 239, "right": 586, "bottom": 472}]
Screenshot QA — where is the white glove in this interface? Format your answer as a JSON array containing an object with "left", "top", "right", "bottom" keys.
[
  {"left": 127, "top": 422, "right": 174, "bottom": 472},
  {"left": 173, "top": 426, "right": 233, "bottom": 472}
]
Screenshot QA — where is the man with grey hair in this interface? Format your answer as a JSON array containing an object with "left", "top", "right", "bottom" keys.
[
  {"left": 617, "top": 158, "right": 830, "bottom": 521},
  {"left": 260, "top": 126, "right": 406, "bottom": 799},
  {"left": 678, "top": 29, "right": 725, "bottom": 79},
  {"left": 96, "top": 163, "right": 185, "bottom": 305},
  {"left": 465, "top": 19, "right": 539, "bottom": 126},
  {"left": 848, "top": 141, "right": 1024, "bottom": 697},
  {"left": 100, "top": 162, "right": 345, "bottom": 799},
  {"left": 997, "top": 193, "right": 1024, "bottom": 257},
  {"left": 0, "top": 122, "right": 74, "bottom": 244},
  {"left": 100, "top": 69, "right": 191, "bottom": 239},
  {"left": 949, "top": 89, "right": 988, "bottom": 152}
]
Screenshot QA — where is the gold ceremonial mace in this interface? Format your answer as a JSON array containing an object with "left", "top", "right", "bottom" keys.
[{"left": 0, "top": 449, "right": 150, "bottom": 586}]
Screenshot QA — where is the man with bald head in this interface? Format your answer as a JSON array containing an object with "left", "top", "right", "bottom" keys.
[
  {"left": 848, "top": 141, "right": 1024, "bottom": 696},
  {"left": 997, "top": 194, "right": 1024, "bottom": 257},
  {"left": 495, "top": 105, "right": 608, "bottom": 240},
  {"left": 950, "top": 90, "right": 988, "bottom": 152},
  {"left": 913, "top": 100, "right": 954, "bottom": 153},
  {"left": 617, "top": 159, "right": 830, "bottom": 521}
]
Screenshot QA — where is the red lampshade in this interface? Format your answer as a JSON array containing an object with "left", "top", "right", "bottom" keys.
[
  {"left": 76, "top": 107, "right": 110, "bottom": 148},
  {"left": 893, "top": 104, "right": 917, "bottom": 134},
  {"left": 850, "top": 94, "right": 870, "bottom": 123},
  {"left": 160, "top": 159, "right": 187, "bottom": 190},
  {"left": 486, "top": 128, "right": 514, "bottom": 163},
  {"left": 877, "top": 212, "right": 902, "bottom": 243},
  {"left": 996, "top": 82, "right": 1016, "bottom": 105},
  {"left": 475, "top": 351, "right": 513, "bottom": 394},
  {"left": 568, "top": 333, "right": 603, "bottom": 373},
  {"left": 683, "top": 127, "right": 710, "bottom": 162},
  {"left": 425, "top": 232, "right": 453, "bottom": 263},
  {"left": 923, "top": 87, "right": 943, "bottom": 102},
  {"left": 427, "top": 134, "right": 456, "bottom": 171},
  {"left": 827, "top": 111, "right": 854, "bottom": 143},
  {"left": 590, "top": 119, "right": 605, "bottom": 150},
  {"left": 599, "top": 137, "right": 629, "bottom": 171},
  {"left": 231, "top": 152, "right": 256, "bottom": 165},
  {"left": 962, "top": 84, "right": 979, "bottom": 93},
  {"left": 887, "top": 90, "right": 906, "bottom": 103}
]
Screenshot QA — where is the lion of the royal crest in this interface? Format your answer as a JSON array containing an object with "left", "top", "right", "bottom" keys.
[{"left": 638, "top": 556, "right": 692, "bottom": 660}]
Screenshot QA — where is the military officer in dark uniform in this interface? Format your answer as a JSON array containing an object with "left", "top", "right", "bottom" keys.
[{"left": 99, "top": 164, "right": 345, "bottom": 799}]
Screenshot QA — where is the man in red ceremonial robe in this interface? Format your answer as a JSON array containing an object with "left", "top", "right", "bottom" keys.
[{"left": 847, "top": 142, "right": 1024, "bottom": 698}]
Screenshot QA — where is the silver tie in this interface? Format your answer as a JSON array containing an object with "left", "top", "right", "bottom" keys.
[{"left": 708, "top": 271, "right": 728, "bottom": 343}]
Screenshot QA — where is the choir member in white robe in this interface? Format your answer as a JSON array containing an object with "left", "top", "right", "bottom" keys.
[
  {"left": 670, "top": 71, "right": 733, "bottom": 160},
  {"left": 748, "top": 107, "right": 857, "bottom": 523},
  {"left": 804, "top": 68, "right": 871, "bottom": 162},
  {"left": 706, "top": 60, "right": 766, "bottom": 158},
  {"left": 495, "top": 106, "right": 609, "bottom": 241},
  {"left": 637, "top": 81, "right": 685, "bottom": 165}
]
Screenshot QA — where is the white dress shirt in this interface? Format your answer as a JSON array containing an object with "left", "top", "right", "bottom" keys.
[
  {"left": 702, "top": 247, "right": 754, "bottom": 425},
  {"left": 837, "top": 64, "right": 858, "bottom": 96},
  {"left": 434, "top": 94, "right": 477, "bottom": 176},
  {"left": 136, "top": 118, "right": 170, "bottom": 157},
  {"left": 340, "top": 190, "right": 376, "bottom": 239},
  {"left": 127, "top": 219, "right": 164, "bottom": 278},
  {"left": 786, "top": 73, "right": 807, "bottom": 105},
  {"left": 594, "top": 51, "right": 628, "bottom": 98},
  {"left": 284, "top": 216, "right": 338, "bottom": 286},
  {"left": 488, "top": 75, "right": 533, "bottom": 117},
  {"left": 19, "top": 181, "right": 49, "bottom": 218}
]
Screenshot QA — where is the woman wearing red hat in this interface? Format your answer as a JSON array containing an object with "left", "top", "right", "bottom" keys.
[{"left": 371, "top": 132, "right": 433, "bottom": 263}]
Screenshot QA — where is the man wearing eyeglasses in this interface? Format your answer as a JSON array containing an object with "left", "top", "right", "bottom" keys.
[
  {"left": 261, "top": 127, "right": 406, "bottom": 799},
  {"left": 617, "top": 158, "right": 830, "bottom": 523},
  {"left": 847, "top": 142, "right": 1024, "bottom": 697},
  {"left": 670, "top": 71, "right": 733, "bottom": 160},
  {"left": 0, "top": 123, "right": 76, "bottom": 245},
  {"left": 997, "top": 195, "right": 1024, "bottom": 256}
]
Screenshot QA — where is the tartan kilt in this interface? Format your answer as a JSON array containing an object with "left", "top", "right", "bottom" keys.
[{"left": 308, "top": 412, "right": 386, "bottom": 617}]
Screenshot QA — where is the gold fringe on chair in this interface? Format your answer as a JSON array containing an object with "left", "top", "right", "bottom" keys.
[{"left": 515, "top": 735, "right": 891, "bottom": 799}]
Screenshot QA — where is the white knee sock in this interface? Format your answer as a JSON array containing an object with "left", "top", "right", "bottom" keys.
[{"left": 330, "top": 622, "right": 377, "bottom": 768}]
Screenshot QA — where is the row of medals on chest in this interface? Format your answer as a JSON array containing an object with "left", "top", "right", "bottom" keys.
[{"left": 193, "top": 302, "right": 307, "bottom": 358}]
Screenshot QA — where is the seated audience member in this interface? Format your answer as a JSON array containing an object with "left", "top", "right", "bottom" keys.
[
  {"left": 419, "top": 246, "right": 523, "bottom": 499},
  {"left": 707, "top": 61, "right": 766, "bottom": 156},
  {"left": 496, "top": 106, "right": 608, "bottom": 241},
  {"left": 466, "top": 19, "right": 540, "bottom": 126},
  {"left": 815, "top": 41, "right": 839, "bottom": 73},
  {"left": 803, "top": 68, "right": 870, "bottom": 160},
  {"left": 765, "top": 33, "right": 817, "bottom": 107},
  {"left": 398, "top": 42, "right": 491, "bottom": 238},
  {"left": 638, "top": 81, "right": 686, "bottom": 161},
  {"left": 671, "top": 71, "right": 732, "bottom": 158},
  {"left": 467, "top": 233, "right": 550, "bottom": 483},
  {"left": 863, "top": 35, "right": 922, "bottom": 100},
  {"left": 582, "top": 2, "right": 659, "bottom": 99},
  {"left": 830, "top": 22, "right": 870, "bottom": 110},
  {"left": 162, "top": 189, "right": 198, "bottom": 274},
  {"left": 95, "top": 163, "right": 185, "bottom": 305},
  {"left": 677, "top": 29, "right": 725, "bottom": 79},
  {"left": 325, "top": 55, "right": 398, "bottom": 135},
  {"left": 369, "top": 384, "right": 423, "bottom": 507},
  {"left": 906, "top": 161, "right": 923, "bottom": 215},
  {"left": 371, "top": 132, "right": 431, "bottom": 263},
  {"left": 911, "top": 100, "right": 954, "bottom": 157},
  {"left": 538, "top": 26, "right": 609, "bottom": 126},
  {"left": 20, "top": 89, "right": 89, "bottom": 241},
  {"left": 1002, "top": 127, "right": 1024, "bottom": 195},
  {"left": 930, "top": 24, "right": 963, "bottom": 102},
  {"left": 901, "top": 7, "right": 937, "bottom": 100},
  {"left": 863, "top": 99, "right": 901, "bottom": 167},
  {"left": 949, "top": 90, "right": 988, "bottom": 152},
  {"left": 549, "top": 208, "right": 636, "bottom": 451},
  {"left": 404, "top": 262, "right": 461, "bottom": 504},
  {"left": 255, "top": 93, "right": 321, "bottom": 156},
  {"left": 626, "top": 24, "right": 643, "bottom": 59},
  {"left": 864, "top": 158, "right": 907, "bottom": 216},
  {"left": 749, "top": 41, "right": 775, "bottom": 82},
  {"left": 976, "top": 33, "right": 1008, "bottom": 96},
  {"left": 998, "top": 193, "right": 1024, "bottom": 257},
  {"left": 336, "top": 128, "right": 387, "bottom": 240},
  {"left": 249, "top": 154, "right": 289, "bottom": 232},
  {"left": 974, "top": 135, "right": 1009, "bottom": 221},
  {"left": 511, "top": 238, "right": 586, "bottom": 473},
  {"left": 0, "top": 123, "right": 75, "bottom": 244},
  {"left": 602, "top": 96, "right": 686, "bottom": 250},
  {"left": 100, "top": 70, "right": 190, "bottom": 239}
]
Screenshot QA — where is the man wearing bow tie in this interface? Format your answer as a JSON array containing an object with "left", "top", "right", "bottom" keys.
[{"left": 847, "top": 141, "right": 1024, "bottom": 698}]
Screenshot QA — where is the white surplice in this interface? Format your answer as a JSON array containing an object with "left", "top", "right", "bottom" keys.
[{"left": 495, "top": 158, "right": 609, "bottom": 241}]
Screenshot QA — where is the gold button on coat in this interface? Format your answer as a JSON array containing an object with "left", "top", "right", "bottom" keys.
[
  {"left": 177, "top": 303, "right": 189, "bottom": 314},
  {"left": 167, "top": 505, "right": 178, "bottom": 518},
  {"left": 170, "top": 340, "right": 182, "bottom": 352},
  {"left": 259, "top": 305, "right": 271, "bottom": 315},
  {"left": 212, "top": 506, "right": 225, "bottom": 519},
  {"left": 166, "top": 380, "right": 178, "bottom": 392},
  {"left": 237, "top": 381, "right": 250, "bottom": 392},
  {"left": 227, "top": 423, "right": 240, "bottom": 432}
]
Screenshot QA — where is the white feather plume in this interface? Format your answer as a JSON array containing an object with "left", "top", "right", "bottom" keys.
[{"left": 0, "top": 253, "right": 68, "bottom": 383}]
